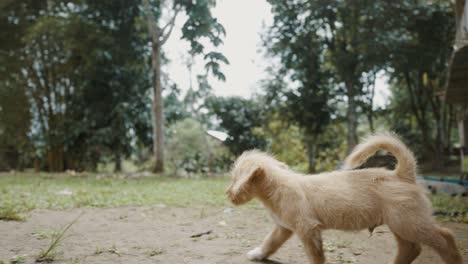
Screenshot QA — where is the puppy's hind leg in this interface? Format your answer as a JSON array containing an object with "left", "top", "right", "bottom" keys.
[
  {"left": 392, "top": 233, "right": 421, "bottom": 264},
  {"left": 298, "top": 229, "right": 325, "bottom": 264},
  {"left": 389, "top": 220, "right": 462, "bottom": 264},
  {"left": 247, "top": 224, "right": 293, "bottom": 261}
]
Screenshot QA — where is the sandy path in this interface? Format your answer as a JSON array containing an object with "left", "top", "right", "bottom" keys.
[{"left": 1, "top": 206, "right": 467, "bottom": 263}]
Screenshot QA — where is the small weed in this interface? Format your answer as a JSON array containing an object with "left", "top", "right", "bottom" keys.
[
  {"left": 36, "top": 250, "right": 56, "bottom": 263},
  {"left": 323, "top": 241, "right": 336, "bottom": 253},
  {"left": 206, "top": 234, "right": 219, "bottom": 240},
  {"left": 118, "top": 215, "right": 128, "bottom": 220},
  {"left": 335, "top": 240, "right": 351, "bottom": 249},
  {"left": 36, "top": 214, "right": 82, "bottom": 262},
  {"left": 67, "top": 258, "right": 80, "bottom": 264},
  {"left": 93, "top": 247, "right": 104, "bottom": 255},
  {"left": 108, "top": 244, "right": 121, "bottom": 257},
  {"left": 10, "top": 255, "right": 26, "bottom": 264},
  {"left": 0, "top": 206, "right": 25, "bottom": 221},
  {"left": 32, "top": 230, "right": 60, "bottom": 240},
  {"left": 146, "top": 248, "right": 165, "bottom": 256}
]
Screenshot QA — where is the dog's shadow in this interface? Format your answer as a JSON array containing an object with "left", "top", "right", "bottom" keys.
[{"left": 259, "top": 259, "right": 285, "bottom": 264}]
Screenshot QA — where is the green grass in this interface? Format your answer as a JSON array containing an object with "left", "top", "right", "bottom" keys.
[
  {"left": 0, "top": 172, "right": 465, "bottom": 222},
  {"left": 0, "top": 173, "right": 233, "bottom": 215},
  {"left": 431, "top": 194, "right": 468, "bottom": 222},
  {"left": 0, "top": 205, "right": 25, "bottom": 221}
]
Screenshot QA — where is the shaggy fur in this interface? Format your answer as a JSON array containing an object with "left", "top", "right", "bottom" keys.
[{"left": 226, "top": 133, "right": 463, "bottom": 264}]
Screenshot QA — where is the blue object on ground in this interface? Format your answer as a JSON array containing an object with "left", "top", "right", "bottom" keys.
[{"left": 417, "top": 176, "right": 468, "bottom": 188}]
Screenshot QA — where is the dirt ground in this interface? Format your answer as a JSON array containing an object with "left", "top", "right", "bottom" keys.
[{"left": 1, "top": 206, "right": 467, "bottom": 264}]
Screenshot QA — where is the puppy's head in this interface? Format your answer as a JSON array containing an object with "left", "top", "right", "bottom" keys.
[{"left": 226, "top": 151, "right": 266, "bottom": 206}]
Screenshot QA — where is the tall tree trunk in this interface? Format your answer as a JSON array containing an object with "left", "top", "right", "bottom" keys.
[
  {"left": 47, "top": 146, "right": 64, "bottom": 172},
  {"left": 346, "top": 81, "right": 358, "bottom": 153},
  {"left": 144, "top": 0, "right": 165, "bottom": 173},
  {"left": 305, "top": 135, "right": 317, "bottom": 173},
  {"left": 114, "top": 148, "right": 122, "bottom": 173},
  {"left": 367, "top": 72, "right": 376, "bottom": 133},
  {"left": 151, "top": 36, "right": 165, "bottom": 173}
]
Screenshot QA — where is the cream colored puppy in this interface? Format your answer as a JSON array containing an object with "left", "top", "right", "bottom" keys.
[{"left": 226, "top": 133, "right": 462, "bottom": 264}]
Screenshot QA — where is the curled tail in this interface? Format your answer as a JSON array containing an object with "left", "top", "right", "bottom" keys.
[{"left": 343, "top": 133, "right": 417, "bottom": 183}]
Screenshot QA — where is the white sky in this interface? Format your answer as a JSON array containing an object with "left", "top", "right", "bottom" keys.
[
  {"left": 163, "top": 0, "right": 391, "bottom": 108},
  {"left": 164, "top": 0, "right": 271, "bottom": 98}
]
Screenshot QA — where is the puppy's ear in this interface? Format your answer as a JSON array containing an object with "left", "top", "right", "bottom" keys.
[
  {"left": 232, "top": 166, "right": 265, "bottom": 193},
  {"left": 249, "top": 167, "right": 265, "bottom": 183}
]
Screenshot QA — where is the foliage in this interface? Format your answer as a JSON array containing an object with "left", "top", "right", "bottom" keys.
[
  {"left": 166, "top": 118, "right": 230, "bottom": 174},
  {"left": 255, "top": 115, "right": 308, "bottom": 170},
  {"left": 0, "top": 0, "right": 229, "bottom": 172},
  {"left": 0, "top": 1, "right": 152, "bottom": 172},
  {"left": 263, "top": 9, "right": 335, "bottom": 171},
  {"left": 0, "top": 84, "right": 31, "bottom": 171},
  {"left": 263, "top": 0, "right": 459, "bottom": 169},
  {"left": 177, "top": 0, "right": 229, "bottom": 80},
  {"left": 164, "top": 85, "right": 191, "bottom": 126},
  {"left": 264, "top": 0, "right": 422, "bottom": 152},
  {"left": 385, "top": 3, "right": 456, "bottom": 168},
  {"left": 0, "top": 0, "right": 462, "bottom": 174},
  {"left": 206, "top": 96, "right": 267, "bottom": 155}
]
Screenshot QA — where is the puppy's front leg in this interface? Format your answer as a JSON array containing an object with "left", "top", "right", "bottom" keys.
[
  {"left": 298, "top": 229, "right": 325, "bottom": 264},
  {"left": 247, "top": 224, "right": 293, "bottom": 261}
]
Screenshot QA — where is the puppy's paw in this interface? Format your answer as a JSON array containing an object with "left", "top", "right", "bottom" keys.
[{"left": 246, "top": 247, "right": 266, "bottom": 261}]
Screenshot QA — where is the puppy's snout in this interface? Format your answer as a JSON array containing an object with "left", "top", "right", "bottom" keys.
[
  {"left": 226, "top": 189, "right": 234, "bottom": 200},
  {"left": 226, "top": 183, "right": 233, "bottom": 195},
  {"left": 226, "top": 185, "right": 236, "bottom": 203}
]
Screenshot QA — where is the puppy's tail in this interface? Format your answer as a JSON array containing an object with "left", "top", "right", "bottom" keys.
[{"left": 343, "top": 133, "right": 417, "bottom": 183}]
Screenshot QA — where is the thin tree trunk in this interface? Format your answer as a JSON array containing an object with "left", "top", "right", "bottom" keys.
[
  {"left": 447, "top": 105, "right": 454, "bottom": 155},
  {"left": 144, "top": 0, "right": 165, "bottom": 173},
  {"left": 404, "top": 72, "right": 431, "bottom": 148},
  {"left": 346, "top": 81, "right": 357, "bottom": 153},
  {"left": 151, "top": 37, "right": 165, "bottom": 173},
  {"left": 305, "top": 135, "right": 317, "bottom": 173},
  {"left": 367, "top": 72, "right": 376, "bottom": 133},
  {"left": 114, "top": 148, "right": 122, "bottom": 173},
  {"left": 47, "top": 146, "right": 64, "bottom": 172}
]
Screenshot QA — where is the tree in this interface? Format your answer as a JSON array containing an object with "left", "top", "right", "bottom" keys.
[
  {"left": 263, "top": 6, "right": 334, "bottom": 172},
  {"left": 18, "top": 4, "right": 103, "bottom": 171},
  {"left": 386, "top": 2, "right": 455, "bottom": 168},
  {"left": 78, "top": 1, "right": 151, "bottom": 172},
  {"left": 0, "top": 83, "right": 31, "bottom": 171},
  {"left": 143, "top": 0, "right": 228, "bottom": 172},
  {"left": 1, "top": 0, "right": 151, "bottom": 171},
  {"left": 266, "top": 0, "right": 401, "bottom": 152},
  {"left": 0, "top": 1, "right": 33, "bottom": 171}
]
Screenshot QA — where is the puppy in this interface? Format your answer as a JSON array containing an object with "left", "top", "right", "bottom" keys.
[{"left": 226, "top": 133, "right": 463, "bottom": 264}]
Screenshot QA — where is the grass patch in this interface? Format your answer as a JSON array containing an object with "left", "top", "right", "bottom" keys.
[
  {"left": 2, "top": 172, "right": 464, "bottom": 222},
  {"left": 431, "top": 194, "right": 468, "bottom": 222},
  {"left": 10, "top": 255, "right": 26, "bottom": 264},
  {"left": 0, "top": 173, "right": 235, "bottom": 214},
  {"left": 0, "top": 205, "right": 25, "bottom": 221}
]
